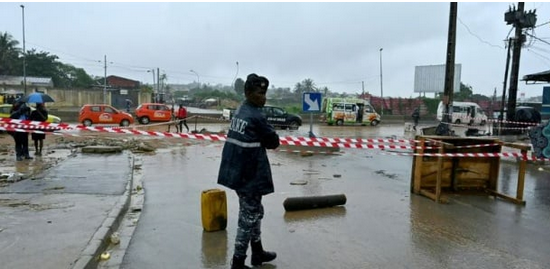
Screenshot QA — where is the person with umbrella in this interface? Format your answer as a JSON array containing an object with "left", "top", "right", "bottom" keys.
[
  {"left": 9, "top": 99, "right": 32, "bottom": 161},
  {"left": 21, "top": 92, "right": 55, "bottom": 103},
  {"left": 29, "top": 103, "right": 49, "bottom": 156}
]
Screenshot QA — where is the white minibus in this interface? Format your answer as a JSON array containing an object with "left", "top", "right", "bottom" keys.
[{"left": 437, "top": 101, "right": 488, "bottom": 125}]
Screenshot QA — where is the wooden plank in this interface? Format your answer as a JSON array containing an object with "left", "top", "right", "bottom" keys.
[
  {"left": 516, "top": 149, "right": 527, "bottom": 201},
  {"left": 412, "top": 137, "right": 425, "bottom": 194},
  {"left": 486, "top": 190, "right": 526, "bottom": 205},
  {"left": 436, "top": 145, "right": 444, "bottom": 203},
  {"left": 502, "top": 142, "right": 531, "bottom": 151},
  {"left": 419, "top": 189, "right": 448, "bottom": 203}
]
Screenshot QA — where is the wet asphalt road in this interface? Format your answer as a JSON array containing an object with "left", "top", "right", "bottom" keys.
[{"left": 119, "top": 123, "right": 550, "bottom": 269}]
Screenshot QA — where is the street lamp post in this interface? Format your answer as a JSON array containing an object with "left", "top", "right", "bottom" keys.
[
  {"left": 190, "top": 69, "right": 200, "bottom": 89},
  {"left": 233, "top": 61, "right": 239, "bottom": 87},
  {"left": 189, "top": 69, "right": 200, "bottom": 133},
  {"left": 147, "top": 69, "right": 156, "bottom": 102},
  {"left": 103, "top": 55, "right": 107, "bottom": 104},
  {"left": 20, "top": 5, "right": 27, "bottom": 95},
  {"left": 379, "top": 48, "right": 384, "bottom": 116}
]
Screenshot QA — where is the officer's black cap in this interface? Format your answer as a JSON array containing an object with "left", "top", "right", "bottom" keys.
[{"left": 245, "top": 73, "right": 269, "bottom": 92}]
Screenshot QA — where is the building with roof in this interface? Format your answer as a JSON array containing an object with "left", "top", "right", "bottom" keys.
[{"left": 0, "top": 75, "right": 54, "bottom": 103}]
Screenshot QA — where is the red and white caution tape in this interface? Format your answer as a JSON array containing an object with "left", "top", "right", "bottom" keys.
[{"left": 1, "top": 118, "right": 547, "bottom": 160}]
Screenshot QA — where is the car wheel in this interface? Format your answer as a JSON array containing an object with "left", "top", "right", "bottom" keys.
[
  {"left": 140, "top": 117, "right": 150, "bottom": 124},
  {"left": 83, "top": 119, "right": 92, "bottom": 127},
  {"left": 480, "top": 120, "right": 486, "bottom": 126},
  {"left": 120, "top": 120, "right": 130, "bottom": 127},
  {"left": 336, "top": 119, "right": 344, "bottom": 126},
  {"left": 370, "top": 120, "right": 380, "bottom": 126},
  {"left": 288, "top": 121, "right": 300, "bottom": 130},
  {"left": 455, "top": 119, "right": 461, "bottom": 124}
]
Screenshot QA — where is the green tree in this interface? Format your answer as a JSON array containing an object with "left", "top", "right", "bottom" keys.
[
  {"left": 58, "top": 64, "right": 95, "bottom": 88},
  {"left": 454, "top": 82, "right": 473, "bottom": 101},
  {"left": 0, "top": 32, "right": 22, "bottom": 75},
  {"left": 293, "top": 82, "right": 304, "bottom": 96},
  {"left": 302, "top": 78, "right": 317, "bottom": 92},
  {"left": 234, "top": 78, "right": 245, "bottom": 96},
  {"left": 25, "top": 49, "right": 64, "bottom": 85},
  {"left": 294, "top": 78, "right": 317, "bottom": 94}
]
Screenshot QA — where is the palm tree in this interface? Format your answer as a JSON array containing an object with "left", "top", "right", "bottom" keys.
[
  {"left": 0, "top": 32, "right": 22, "bottom": 75},
  {"left": 302, "top": 78, "right": 317, "bottom": 93}
]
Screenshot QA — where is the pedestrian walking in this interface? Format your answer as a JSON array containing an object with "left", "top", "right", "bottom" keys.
[
  {"left": 412, "top": 107, "right": 420, "bottom": 130},
  {"left": 176, "top": 104, "right": 189, "bottom": 133},
  {"left": 125, "top": 99, "right": 133, "bottom": 113},
  {"left": 217, "top": 73, "right": 279, "bottom": 269},
  {"left": 9, "top": 100, "right": 32, "bottom": 161},
  {"left": 167, "top": 105, "right": 175, "bottom": 132},
  {"left": 29, "top": 103, "right": 49, "bottom": 156}
]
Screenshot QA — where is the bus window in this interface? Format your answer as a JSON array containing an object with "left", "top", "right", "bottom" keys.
[
  {"left": 452, "top": 106, "right": 461, "bottom": 113},
  {"left": 333, "top": 103, "right": 345, "bottom": 111},
  {"left": 365, "top": 105, "right": 373, "bottom": 113}
]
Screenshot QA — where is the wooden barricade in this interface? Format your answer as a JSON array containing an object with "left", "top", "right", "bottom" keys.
[{"left": 410, "top": 135, "right": 528, "bottom": 205}]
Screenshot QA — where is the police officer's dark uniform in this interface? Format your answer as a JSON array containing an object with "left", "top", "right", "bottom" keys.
[{"left": 218, "top": 74, "right": 279, "bottom": 269}]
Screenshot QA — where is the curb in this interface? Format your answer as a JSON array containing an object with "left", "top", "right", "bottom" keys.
[{"left": 71, "top": 154, "right": 135, "bottom": 269}]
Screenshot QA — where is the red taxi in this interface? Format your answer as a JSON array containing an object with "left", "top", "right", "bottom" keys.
[
  {"left": 135, "top": 103, "right": 172, "bottom": 124},
  {"left": 78, "top": 104, "right": 134, "bottom": 126}
]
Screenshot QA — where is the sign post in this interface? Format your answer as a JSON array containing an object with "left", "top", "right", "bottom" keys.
[{"left": 302, "top": 92, "right": 322, "bottom": 138}]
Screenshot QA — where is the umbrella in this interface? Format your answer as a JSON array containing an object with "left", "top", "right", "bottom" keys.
[{"left": 21, "top": 92, "right": 55, "bottom": 103}]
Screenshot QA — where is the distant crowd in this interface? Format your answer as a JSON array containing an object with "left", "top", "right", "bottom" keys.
[{"left": 1, "top": 94, "right": 25, "bottom": 105}]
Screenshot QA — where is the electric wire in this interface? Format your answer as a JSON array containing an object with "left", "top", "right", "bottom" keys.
[{"left": 458, "top": 17, "right": 505, "bottom": 49}]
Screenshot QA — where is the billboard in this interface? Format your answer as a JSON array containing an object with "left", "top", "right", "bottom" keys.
[{"left": 414, "top": 64, "right": 462, "bottom": 93}]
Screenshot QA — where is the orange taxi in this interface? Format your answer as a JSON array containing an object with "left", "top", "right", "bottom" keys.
[
  {"left": 78, "top": 104, "right": 134, "bottom": 126},
  {"left": 135, "top": 103, "right": 172, "bottom": 124}
]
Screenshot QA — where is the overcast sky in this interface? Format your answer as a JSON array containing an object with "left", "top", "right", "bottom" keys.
[{"left": 1, "top": 2, "right": 550, "bottom": 98}]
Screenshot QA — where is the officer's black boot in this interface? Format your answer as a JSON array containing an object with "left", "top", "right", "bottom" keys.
[
  {"left": 231, "top": 255, "right": 251, "bottom": 269},
  {"left": 251, "top": 240, "right": 276, "bottom": 266}
]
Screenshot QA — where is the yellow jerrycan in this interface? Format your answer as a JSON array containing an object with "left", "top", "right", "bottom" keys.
[{"left": 201, "top": 189, "right": 228, "bottom": 232}]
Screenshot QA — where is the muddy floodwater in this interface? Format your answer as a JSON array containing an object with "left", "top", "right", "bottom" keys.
[{"left": 120, "top": 123, "right": 550, "bottom": 269}]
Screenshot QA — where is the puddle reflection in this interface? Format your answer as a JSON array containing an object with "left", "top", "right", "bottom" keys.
[{"left": 201, "top": 230, "right": 228, "bottom": 268}]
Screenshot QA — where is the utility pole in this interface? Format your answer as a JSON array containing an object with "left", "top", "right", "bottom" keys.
[
  {"left": 499, "top": 38, "right": 513, "bottom": 131},
  {"left": 20, "top": 5, "right": 27, "bottom": 95},
  {"left": 103, "top": 55, "right": 107, "bottom": 104},
  {"left": 504, "top": 2, "right": 537, "bottom": 122},
  {"left": 361, "top": 81, "right": 365, "bottom": 99},
  {"left": 507, "top": 2, "right": 524, "bottom": 122},
  {"left": 436, "top": 2, "right": 457, "bottom": 135},
  {"left": 379, "top": 48, "right": 384, "bottom": 115},
  {"left": 443, "top": 2, "right": 457, "bottom": 122},
  {"left": 157, "top": 67, "right": 160, "bottom": 103}
]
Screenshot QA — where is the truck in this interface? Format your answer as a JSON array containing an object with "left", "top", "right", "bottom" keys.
[
  {"left": 222, "top": 105, "right": 302, "bottom": 130},
  {"left": 436, "top": 101, "right": 488, "bottom": 125},
  {"left": 320, "top": 97, "right": 381, "bottom": 126}
]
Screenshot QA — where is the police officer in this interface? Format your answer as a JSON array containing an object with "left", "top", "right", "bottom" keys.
[{"left": 217, "top": 73, "right": 279, "bottom": 269}]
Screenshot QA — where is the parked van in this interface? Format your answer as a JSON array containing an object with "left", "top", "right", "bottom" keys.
[
  {"left": 436, "top": 101, "right": 488, "bottom": 125},
  {"left": 321, "top": 98, "right": 381, "bottom": 126}
]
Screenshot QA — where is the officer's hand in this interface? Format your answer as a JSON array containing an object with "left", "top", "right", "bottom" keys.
[{"left": 261, "top": 132, "right": 280, "bottom": 149}]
